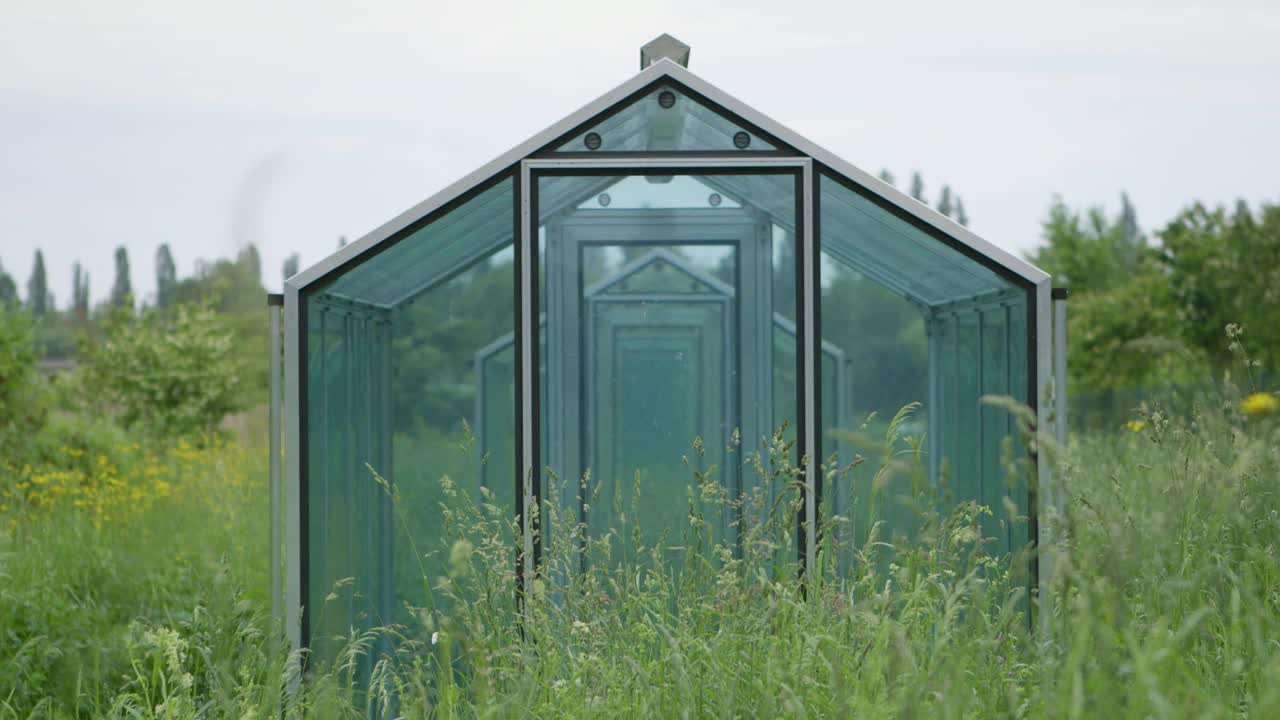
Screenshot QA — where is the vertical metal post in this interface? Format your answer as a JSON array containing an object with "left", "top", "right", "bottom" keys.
[
  {"left": 800, "top": 160, "right": 817, "bottom": 573},
  {"left": 283, "top": 285, "right": 301, "bottom": 651},
  {"left": 1052, "top": 289, "right": 1068, "bottom": 449},
  {"left": 519, "top": 161, "right": 535, "bottom": 587},
  {"left": 1034, "top": 280, "right": 1053, "bottom": 635},
  {"left": 267, "top": 294, "right": 283, "bottom": 646}
]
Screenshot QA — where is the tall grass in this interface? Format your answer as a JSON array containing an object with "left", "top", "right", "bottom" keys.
[{"left": 2, "top": 384, "right": 1278, "bottom": 717}]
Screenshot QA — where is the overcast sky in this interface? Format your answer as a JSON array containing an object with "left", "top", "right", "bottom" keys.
[{"left": 2, "top": 0, "right": 1277, "bottom": 306}]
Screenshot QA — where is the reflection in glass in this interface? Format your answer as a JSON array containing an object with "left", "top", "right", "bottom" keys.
[
  {"left": 817, "top": 173, "right": 1030, "bottom": 573},
  {"left": 304, "top": 177, "right": 516, "bottom": 668},
  {"left": 533, "top": 172, "right": 800, "bottom": 565}
]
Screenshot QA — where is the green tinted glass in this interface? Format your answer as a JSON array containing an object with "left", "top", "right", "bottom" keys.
[
  {"left": 304, "top": 175, "right": 516, "bottom": 669},
  {"left": 817, "top": 172, "right": 1030, "bottom": 573},
  {"left": 536, "top": 172, "right": 798, "bottom": 568},
  {"left": 554, "top": 85, "right": 778, "bottom": 153}
]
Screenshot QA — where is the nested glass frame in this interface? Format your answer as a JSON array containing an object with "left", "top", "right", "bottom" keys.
[{"left": 284, "top": 66, "right": 1050, "bottom": 653}]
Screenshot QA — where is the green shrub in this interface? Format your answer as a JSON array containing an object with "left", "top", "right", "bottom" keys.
[
  {"left": 0, "top": 307, "right": 49, "bottom": 461},
  {"left": 79, "top": 303, "right": 246, "bottom": 439}
]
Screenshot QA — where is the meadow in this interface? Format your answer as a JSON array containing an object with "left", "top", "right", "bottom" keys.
[{"left": 2, "top": 369, "right": 1278, "bottom": 718}]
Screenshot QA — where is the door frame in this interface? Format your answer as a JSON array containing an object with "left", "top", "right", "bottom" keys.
[{"left": 519, "top": 157, "right": 818, "bottom": 583}]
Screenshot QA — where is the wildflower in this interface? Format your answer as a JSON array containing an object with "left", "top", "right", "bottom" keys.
[
  {"left": 431, "top": 631, "right": 441, "bottom": 646},
  {"left": 1125, "top": 419, "right": 1146, "bottom": 433},
  {"left": 1241, "top": 392, "right": 1279, "bottom": 417}
]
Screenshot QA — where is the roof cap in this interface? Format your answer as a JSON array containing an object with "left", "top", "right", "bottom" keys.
[{"left": 641, "top": 34, "right": 690, "bottom": 70}]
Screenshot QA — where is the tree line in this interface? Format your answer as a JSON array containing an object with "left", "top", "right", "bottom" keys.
[
  {"left": 4, "top": 180, "right": 1271, "bottom": 398},
  {"left": 1031, "top": 194, "right": 1279, "bottom": 393}
]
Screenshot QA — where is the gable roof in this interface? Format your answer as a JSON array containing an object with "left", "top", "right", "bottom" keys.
[{"left": 287, "top": 58, "right": 1048, "bottom": 295}]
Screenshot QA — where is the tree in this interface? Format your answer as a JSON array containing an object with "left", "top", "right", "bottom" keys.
[
  {"left": 1025, "top": 193, "right": 1239, "bottom": 393},
  {"left": 878, "top": 169, "right": 896, "bottom": 187},
  {"left": 155, "top": 244, "right": 177, "bottom": 308},
  {"left": 81, "top": 302, "right": 246, "bottom": 437},
  {"left": 283, "top": 253, "right": 300, "bottom": 283},
  {"left": 937, "top": 185, "right": 954, "bottom": 218},
  {"left": 237, "top": 244, "right": 261, "bottom": 284},
  {"left": 1158, "top": 199, "right": 1280, "bottom": 377},
  {"left": 27, "top": 250, "right": 50, "bottom": 315},
  {"left": 72, "top": 262, "right": 90, "bottom": 322},
  {"left": 909, "top": 172, "right": 926, "bottom": 204},
  {"left": 110, "top": 246, "right": 133, "bottom": 308},
  {"left": 1030, "top": 195, "right": 1149, "bottom": 296},
  {"left": 338, "top": 236, "right": 348, "bottom": 248},
  {"left": 0, "top": 260, "right": 17, "bottom": 307},
  {"left": 0, "top": 305, "right": 49, "bottom": 457},
  {"left": 955, "top": 197, "right": 969, "bottom": 226}
]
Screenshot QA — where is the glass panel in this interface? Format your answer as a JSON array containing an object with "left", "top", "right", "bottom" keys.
[
  {"left": 304, "top": 175, "right": 515, "bottom": 668},
  {"left": 818, "top": 174, "right": 1010, "bottom": 306},
  {"left": 818, "top": 172, "right": 1030, "bottom": 576},
  {"left": 537, "top": 172, "right": 798, "bottom": 570},
  {"left": 818, "top": 264, "right": 928, "bottom": 571},
  {"left": 980, "top": 305, "right": 1009, "bottom": 552},
  {"left": 553, "top": 85, "right": 778, "bottom": 153}
]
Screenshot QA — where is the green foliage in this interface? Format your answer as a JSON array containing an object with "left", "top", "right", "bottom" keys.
[
  {"left": 1159, "top": 200, "right": 1280, "bottom": 376},
  {"left": 26, "top": 250, "right": 50, "bottom": 315},
  {"left": 155, "top": 243, "right": 177, "bottom": 308},
  {"left": 822, "top": 267, "right": 927, "bottom": 415},
  {"left": 1067, "top": 272, "right": 1209, "bottom": 392},
  {"left": 0, "top": 307, "right": 49, "bottom": 459},
  {"left": 110, "top": 246, "right": 133, "bottom": 309},
  {"left": 166, "top": 250, "right": 270, "bottom": 407},
  {"left": 1031, "top": 193, "right": 1149, "bottom": 295},
  {"left": 391, "top": 258, "right": 512, "bottom": 432},
  {"left": 3, "top": 376, "right": 1280, "bottom": 716},
  {"left": 79, "top": 302, "right": 246, "bottom": 438},
  {"left": 72, "top": 261, "right": 90, "bottom": 322},
  {"left": 1032, "top": 194, "right": 1280, "bottom": 393},
  {"left": 0, "top": 260, "right": 18, "bottom": 307}
]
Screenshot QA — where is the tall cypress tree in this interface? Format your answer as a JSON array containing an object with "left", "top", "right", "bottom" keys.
[
  {"left": 238, "top": 244, "right": 262, "bottom": 284},
  {"left": 0, "top": 260, "right": 18, "bottom": 307},
  {"left": 878, "top": 169, "right": 896, "bottom": 187},
  {"left": 155, "top": 244, "right": 177, "bottom": 308},
  {"left": 27, "top": 250, "right": 49, "bottom": 315},
  {"left": 282, "top": 253, "right": 300, "bottom": 283},
  {"left": 937, "top": 185, "right": 954, "bottom": 218},
  {"left": 909, "top": 172, "right": 926, "bottom": 204},
  {"left": 72, "top": 262, "right": 90, "bottom": 321},
  {"left": 110, "top": 246, "right": 133, "bottom": 308},
  {"left": 955, "top": 197, "right": 969, "bottom": 227}
]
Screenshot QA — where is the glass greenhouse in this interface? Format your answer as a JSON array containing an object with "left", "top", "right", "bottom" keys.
[{"left": 276, "top": 36, "right": 1059, "bottom": 655}]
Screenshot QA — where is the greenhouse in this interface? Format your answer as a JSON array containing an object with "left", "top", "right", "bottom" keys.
[{"left": 274, "top": 35, "right": 1061, "bottom": 655}]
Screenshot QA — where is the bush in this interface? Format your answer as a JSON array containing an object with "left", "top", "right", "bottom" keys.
[
  {"left": 0, "top": 307, "right": 49, "bottom": 461},
  {"left": 79, "top": 303, "right": 246, "bottom": 439}
]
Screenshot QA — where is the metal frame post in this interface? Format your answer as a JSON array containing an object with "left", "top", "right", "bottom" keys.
[
  {"left": 1052, "top": 288, "right": 1068, "bottom": 449},
  {"left": 267, "top": 294, "right": 283, "bottom": 647}
]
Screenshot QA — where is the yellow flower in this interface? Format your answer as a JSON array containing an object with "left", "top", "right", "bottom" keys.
[
  {"left": 1125, "top": 419, "right": 1146, "bottom": 433},
  {"left": 1241, "top": 392, "right": 1279, "bottom": 417}
]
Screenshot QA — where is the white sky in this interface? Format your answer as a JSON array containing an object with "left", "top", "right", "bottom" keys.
[{"left": 2, "top": 0, "right": 1277, "bottom": 305}]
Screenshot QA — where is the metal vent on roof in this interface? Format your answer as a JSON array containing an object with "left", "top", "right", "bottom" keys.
[{"left": 640, "top": 34, "right": 690, "bottom": 70}]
